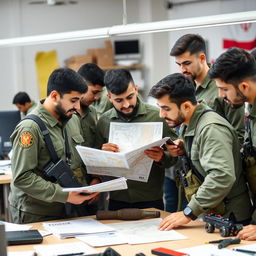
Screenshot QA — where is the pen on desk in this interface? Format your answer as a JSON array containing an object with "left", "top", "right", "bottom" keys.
[
  {"left": 233, "top": 248, "right": 256, "bottom": 255},
  {"left": 56, "top": 253, "right": 85, "bottom": 256}
]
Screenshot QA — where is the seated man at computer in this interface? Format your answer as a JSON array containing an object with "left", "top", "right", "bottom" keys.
[{"left": 12, "top": 92, "right": 37, "bottom": 118}]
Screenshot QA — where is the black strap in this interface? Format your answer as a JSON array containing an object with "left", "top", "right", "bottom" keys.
[
  {"left": 245, "top": 118, "right": 256, "bottom": 158},
  {"left": 23, "top": 114, "right": 70, "bottom": 165},
  {"left": 64, "top": 129, "right": 71, "bottom": 166},
  {"left": 187, "top": 109, "right": 215, "bottom": 182}
]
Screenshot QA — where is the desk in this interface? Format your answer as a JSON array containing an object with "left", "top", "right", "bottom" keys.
[
  {"left": 0, "top": 174, "right": 12, "bottom": 221},
  {"left": 7, "top": 210, "right": 256, "bottom": 255}
]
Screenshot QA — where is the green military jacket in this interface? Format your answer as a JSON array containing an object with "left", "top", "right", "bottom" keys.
[
  {"left": 196, "top": 74, "right": 245, "bottom": 146},
  {"left": 180, "top": 103, "right": 251, "bottom": 222},
  {"left": 247, "top": 99, "right": 256, "bottom": 149},
  {"left": 20, "top": 101, "right": 37, "bottom": 119},
  {"left": 95, "top": 98, "right": 177, "bottom": 203},
  {"left": 9, "top": 103, "right": 85, "bottom": 219},
  {"left": 76, "top": 105, "right": 97, "bottom": 147},
  {"left": 93, "top": 87, "right": 113, "bottom": 118}
]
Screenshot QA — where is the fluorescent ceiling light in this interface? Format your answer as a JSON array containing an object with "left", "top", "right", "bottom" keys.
[{"left": 0, "top": 11, "right": 255, "bottom": 48}]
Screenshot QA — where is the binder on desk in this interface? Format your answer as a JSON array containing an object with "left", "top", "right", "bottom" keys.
[{"left": 6, "top": 230, "right": 43, "bottom": 245}]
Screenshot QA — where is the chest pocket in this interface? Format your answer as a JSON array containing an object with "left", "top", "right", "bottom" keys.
[
  {"left": 71, "top": 134, "right": 84, "bottom": 146},
  {"left": 190, "top": 143, "right": 199, "bottom": 161}
]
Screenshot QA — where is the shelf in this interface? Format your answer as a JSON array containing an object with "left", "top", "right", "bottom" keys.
[{"left": 99, "top": 63, "right": 143, "bottom": 70}]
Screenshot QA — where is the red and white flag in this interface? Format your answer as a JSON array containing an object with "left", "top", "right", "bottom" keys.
[{"left": 223, "top": 23, "right": 256, "bottom": 50}]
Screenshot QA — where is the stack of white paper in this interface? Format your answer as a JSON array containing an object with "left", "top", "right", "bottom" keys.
[
  {"left": 78, "top": 218, "right": 187, "bottom": 246},
  {"left": 1, "top": 221, "right": 32, "bottom": 231},
  {"left": 62, "top": 177, "right": 127, "bottom": 193},
  {"left": 43, "top": 218, "right": 115, "bottom": 239},
  {"left": 34, "top": 242, "right": 96, "bottom": 256},
  {"left": 0, "top": 160, "right": 12, "bottom": 174}
]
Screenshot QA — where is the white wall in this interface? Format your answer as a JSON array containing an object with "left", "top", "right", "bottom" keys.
[
  {"left": 0, "top": 0, "right": 143, "bottom": 110},
  {"left": 0, "top": 0, "right": 255, "bottom": 110}
]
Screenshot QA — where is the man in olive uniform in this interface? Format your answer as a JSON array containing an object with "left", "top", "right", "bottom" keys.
[
  {"left": 12, "top": 92, "right": 37, "bottom": 118},
  {"left": 9, "top": 68, "right": 99, "bottom": 223},
  {"left": 76, "top": 63, "right": 104, "bottom": 147},
  {"left": 95, "top": 69, "right": 177, "bottom": 210},
  {"left": 170, "top": 34, "right": 245, "bottom": 144},
  {"left": 208, "top": 47, "right": 256, "bottom": 240},
  {"left": 164, "top": 34, "right": 246, "bottom": 213},
  {"left": 149, "top": 73, "right": 252, "bottom": 230}
]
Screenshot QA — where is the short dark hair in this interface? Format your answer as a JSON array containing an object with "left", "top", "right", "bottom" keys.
[
  {"left": 12, "top": 92, "right": 31, "bottom": 105},
  {"left": 104, "top": 69, "right": 134, "bottom": 95},
  {"left": 149, "top": 73, "right": 197, "bottom": 108},
  {"left": 170, "top": 34, "right": 206, "bottom": 56},
  {"left": 209, "top": 47, "right": 256, "bottom": 86},
  {"left": 77, "top": 63, "right": 105, "bottom": 88},
  {"left": 47, "top": 68, "right": 87, "bottom": 96}
]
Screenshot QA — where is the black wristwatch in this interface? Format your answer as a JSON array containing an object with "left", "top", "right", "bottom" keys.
[{"left": 183, "top": 206, "right": 197, "bottom": 220}]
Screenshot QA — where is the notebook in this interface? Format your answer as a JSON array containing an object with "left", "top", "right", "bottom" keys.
[{"left": 6, "top": 230, "right": 43, "bottom": 245}]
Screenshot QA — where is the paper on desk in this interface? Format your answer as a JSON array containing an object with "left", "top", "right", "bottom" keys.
[
  {"left": 0, "top": 160, "right": 11, "bottom": 166},
  {"left": 233, "top": 243, "right": 256, "bottom": 252},
  {"left": 62, "top": 177, "right": 127, "bottom": 193},
  {"left": 34, "top": 242, "right": 96, "bottom": 256},
  {"left": 77, "top": 231, "right": 127, "bottom": 247},
  {"left": 107, "top": 218, "right": 187, "bottom": 244},
  {"left": 8, "top": 251, "right": 36, "bottom": 256},
  {"left": 178, "top": 244, "right": 245, "bottom": 256},
  {"left": 43, "top": 218, "right": 115, "bottom": 239},
  {"left": 1, "top": 221, "right": 32, "bottom": 231},
  {"left": 0, "top": 160, "right": 12, "bottom": 174}
]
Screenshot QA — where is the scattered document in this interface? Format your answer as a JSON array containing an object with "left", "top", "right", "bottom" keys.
[
  {"left": 1, "top": 221, "right": 32, "bottom": 231},
  {"left": 76, "top": 122, "right": 167, "bottom": 182},
  {"left": 43, "top": 218, "right": 115, "bottom": 239},
  {"left": 62, "top": 177, "right": 127, "bottom": 193},
  {"left": 34, "top": 242, "right": 96, "bottom": 256},
  {"left": 0, "top": 159, "right": 12, "bottom": 174},
  {"left": 178, "top": 244, "right": 244, "bottom": 256},
  {"left": 233, "top": 243, "right": 256, "bottom": 254},
  {"left": 77, "top": 231, "right": 127, "bottom": 247},
  {"left": 107, "top": 218, "right": 187, "bottom": 244},
  {"left": 8, "top": 251, "right": 36, "bottom": 256}
]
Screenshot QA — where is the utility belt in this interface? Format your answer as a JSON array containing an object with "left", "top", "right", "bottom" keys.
[{"left": 176, "top": 155, "right": 225, "bottom": 215}]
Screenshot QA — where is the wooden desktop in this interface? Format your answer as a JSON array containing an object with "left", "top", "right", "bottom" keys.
[{"left": 7, "top": 210, "right": 255, "bottom": 255}]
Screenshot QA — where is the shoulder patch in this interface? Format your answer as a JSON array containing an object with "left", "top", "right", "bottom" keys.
[{"left": 19, "top": 131, "right": 34, "bottom": 148}]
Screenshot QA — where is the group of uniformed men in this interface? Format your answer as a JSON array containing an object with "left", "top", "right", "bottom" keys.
[{"left": 8, "top": 33, "right": 256, "bottom": 241}]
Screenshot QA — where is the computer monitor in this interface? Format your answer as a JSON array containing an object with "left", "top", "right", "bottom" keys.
[
  {"left": 114, "top": 40, "right": 140, "bottom": 60},
  {"left": 0, "top": 110, "right": 20, "bottom": 158}
]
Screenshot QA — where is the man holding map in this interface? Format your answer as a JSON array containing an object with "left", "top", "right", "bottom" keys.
[{"left": 95, "top": 69, "right": 177, "bottom": 210}]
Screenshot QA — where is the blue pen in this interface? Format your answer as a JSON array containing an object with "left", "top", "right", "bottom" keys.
[{"left": 233, "top": 248, "right": 256, "bottom": 255}]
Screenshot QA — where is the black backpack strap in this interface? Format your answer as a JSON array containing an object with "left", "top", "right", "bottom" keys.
[
  {"left": 23, "top": 114, "right": 59, "bottom": 163},
  {"left": 187, "top": 109, "right": 215, "bottom": 182},
  {"left": 64, "top": 128, "right": 71, "bottom": 166}
]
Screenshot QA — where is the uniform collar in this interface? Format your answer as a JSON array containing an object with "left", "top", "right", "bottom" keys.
[
  {"left": 109, "top": 97, "right": 147, "bottom": 120},
  {"left": 182, "top": 102, "right": 211, "bottom": 137},
  {"left": 197, "top": 72, "right": 211, "bottom": 90},
  {"left": 38, "top": 100, "right": 64, "bottom": 128},
  {"left": 79, "top": 104, "right": 90, "bottom": 119},
  {"left": 248, "top": 98, "right": 256, "bottom": 119}
]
